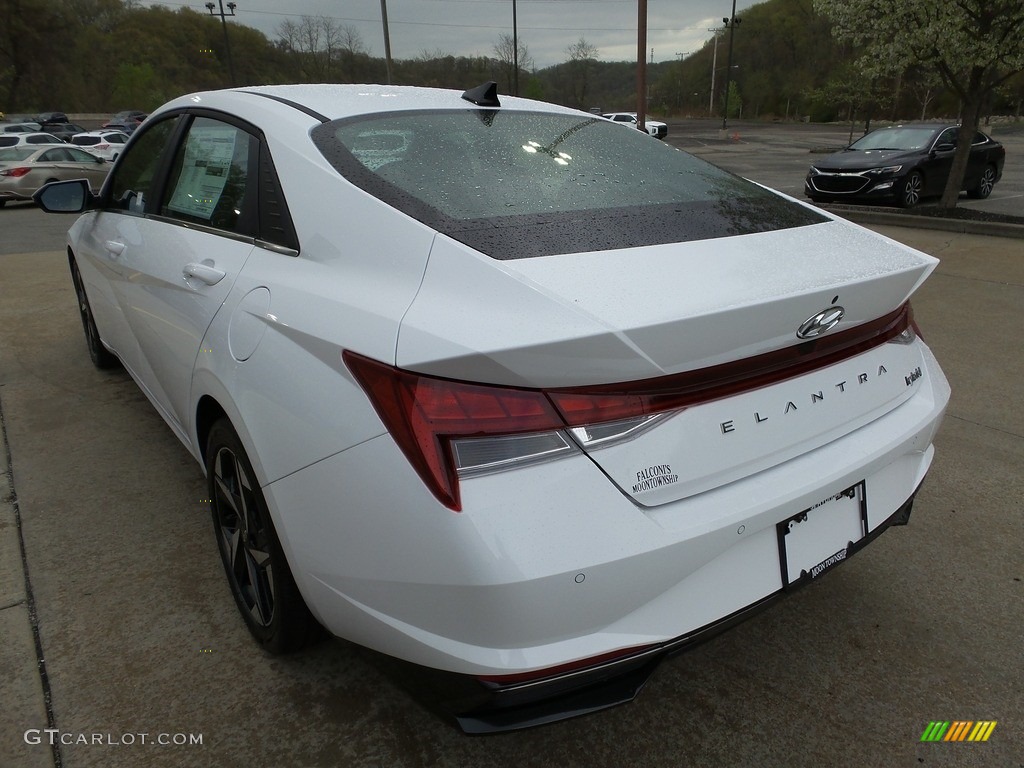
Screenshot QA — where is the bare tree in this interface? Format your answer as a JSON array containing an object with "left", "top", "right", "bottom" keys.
[
  {"left": 493, "top": 33, "right": 532, "bottom": 95},
  {"left": 565, "top": 37, "right": 599, "bottom": 108},
  {"left": 277, "top": 15, "right": 361, "bottom": 82}
]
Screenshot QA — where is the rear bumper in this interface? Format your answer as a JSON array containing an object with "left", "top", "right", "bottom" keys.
[
  {"left": 0, "top": 188, "right": 34, "bottom": 202},
  {"left": 265, "top": 341, "right": 948, "bottom": 728},
  {"left": 401, "top": 490, "right": 919, "bottom": 733}
]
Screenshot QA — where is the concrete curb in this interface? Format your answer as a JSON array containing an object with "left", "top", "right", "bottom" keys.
[
  {"left": 0, "top": 402, "right": 56, "bottom": 768},
  {"left": 822, "top": 205, "right": 1024, "bottom": 240}
]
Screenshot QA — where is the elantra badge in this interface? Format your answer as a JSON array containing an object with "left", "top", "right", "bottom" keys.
[{"left": 796, "top": 306, "right": 845, "bottom": 339}]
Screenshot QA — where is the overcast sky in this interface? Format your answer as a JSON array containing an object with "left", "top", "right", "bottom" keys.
[{"left": 152, "top": 0, "right": 763, "bottom": 69}]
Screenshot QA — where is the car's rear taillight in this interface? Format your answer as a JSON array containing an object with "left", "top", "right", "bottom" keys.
[
  {"left": 344, "top": 351, "right": 571, "bottom": 511},
  {"left": 0, "top": 167, "right": 31, "bottom": 178},
  {"left": 344, "top": 303, "right": 913, "bottom": 511}
]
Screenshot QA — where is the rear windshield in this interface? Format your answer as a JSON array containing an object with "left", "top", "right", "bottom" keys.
[
  {"left": 72, "top": 136, "right": 100, "bottom": 146},
  {"left": 312, "top": 110, "right": 824, "bottom": 259}
]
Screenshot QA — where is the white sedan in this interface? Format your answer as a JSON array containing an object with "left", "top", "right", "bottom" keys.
[{"left": 35, "top": 82, "right": 948, "bottom": 732}]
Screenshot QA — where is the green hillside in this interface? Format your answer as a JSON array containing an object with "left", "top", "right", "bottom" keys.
[{"left": 2, "top": 0, "right": 1021, "bottom": 120}]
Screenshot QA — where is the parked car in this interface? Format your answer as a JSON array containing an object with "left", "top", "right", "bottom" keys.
[
  {"left": 103, "top": 110, "right": 147, "bottom": 134},
  {"left": 0, "top": 145, "right": 109, "bottom": 207},
  {"left": 109, "top": 109, "right": 147, "bottom": 124},
  {"left": 36, "top": 111, "right": 69, "bottom": 124},
  {"left": 0, "top": 132, "right": 65, "bottom": 149},
  {"left": 41, "top": 123, "right": 88, "bottom": 142},
  {"left": 70, "top": 130, "right": 130, "bottom": 161},
  {"left": 1, "top": 122, "right": 43, "bottom": 133},
  {"left": 34, "top": 83, "right": 948, "bottom": 732},
  {"left": 601, "top": 111, "right": 668, "bottom": 139},
  {"left": 805, "top": 123, "right": 1005, "bottom": 208}
]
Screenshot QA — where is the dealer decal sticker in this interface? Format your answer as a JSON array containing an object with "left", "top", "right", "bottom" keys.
[{"left": 632, "top": 464, "right": 678, "bottom": 494}]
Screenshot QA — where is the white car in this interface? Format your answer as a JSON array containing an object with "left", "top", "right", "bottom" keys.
[
  {"left": 35, "top": 82, "right": 948, "bottom": 732},
  {"left": 0, "top": 121, "right": 43, "bottom": 132},
  {"left": 70, "top": 130, "right": 131, "bottom": 161},
  {"left": 0, "top": 132, "right": 65, "bottom": 149},
  {"left": 601, "top": 111, "right": 668, "bottom": 138}
]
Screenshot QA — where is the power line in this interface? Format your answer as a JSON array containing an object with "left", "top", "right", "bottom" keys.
[{"left": 145, "top": 1, "right": 709, "bottom": 33}]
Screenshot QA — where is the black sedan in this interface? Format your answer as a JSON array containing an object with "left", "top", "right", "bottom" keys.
[{"left": 805, "top": 124, "right": 1005, "bottom": 208}]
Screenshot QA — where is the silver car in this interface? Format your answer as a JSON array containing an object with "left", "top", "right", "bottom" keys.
[{"left": 0, "top": 145, "right": 110, "bottom": 206}]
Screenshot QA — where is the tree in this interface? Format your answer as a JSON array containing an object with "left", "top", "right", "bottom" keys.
[
  {"left": 815, "top": 0, "right": 1024, "bottom": 209},
  {"left": 564, "top": 38, "right": 599, "bottom": 109},
  {"left": 492, "top": 33, "right": 532, "bottom": 95},
  {"left": 277, "top": 15, "right": 360, "bottom": 82}
]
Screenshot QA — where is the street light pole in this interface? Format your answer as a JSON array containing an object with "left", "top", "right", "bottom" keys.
[
  {"left": 205, "top": 0, "right": 236, "bottom": 87},
  {"left": 721, "top": 0, "right": 741, "bottom": 131}
]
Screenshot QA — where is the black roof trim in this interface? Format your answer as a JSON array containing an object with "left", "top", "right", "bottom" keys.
[
  {"left": 242, "top": 91, "right": 330, "bottom": 123},
  {"left": 461, "top": 82, "right": 500, "bottom": 108}
]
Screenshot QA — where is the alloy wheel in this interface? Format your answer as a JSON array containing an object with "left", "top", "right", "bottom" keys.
[
  {"left": 212, "top": 445, "right": 276, "bottom": 627},
  {"left": 978, "top": 168, "right": 995, "bottom": 198},
  {"left": 901, "top": 173, "right": 923, "bottom": 208}
]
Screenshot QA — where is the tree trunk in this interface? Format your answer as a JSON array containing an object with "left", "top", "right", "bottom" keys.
[{"left": 939, "top": 68, "right": 985, "bottom": 210}]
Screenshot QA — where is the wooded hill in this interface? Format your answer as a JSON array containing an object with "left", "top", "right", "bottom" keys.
[{"left": 2, "top": 0, "right": 1022, "bottom": 121}]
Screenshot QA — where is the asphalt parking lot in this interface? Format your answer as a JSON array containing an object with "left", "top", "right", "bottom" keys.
[
  {"left": 2, "top": 127, "right": 1022, "bottom": 768},
  {"left": 663, "top": 119, "right": 1024, "bottom": 220}
]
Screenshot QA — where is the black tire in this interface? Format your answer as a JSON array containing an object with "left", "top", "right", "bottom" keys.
[
  {"left": 69, "top": 256, "right": 119, "bottom": 369},
  {"left": 967, "top": 165, "right": 996, "bottom": 199},
  {"left": 0, "top": 200, "right": 6, "bottom": 209},
  {"left": 206, "top": 419, "right": 321, "bottom": 654},
  {"left": 897, "top": 171, "right": 923, "bottom": 208}
]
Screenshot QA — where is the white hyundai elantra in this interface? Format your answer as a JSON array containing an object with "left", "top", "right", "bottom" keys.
[{"left": 36, "top": 82, "right": 949, "bottom": 732}]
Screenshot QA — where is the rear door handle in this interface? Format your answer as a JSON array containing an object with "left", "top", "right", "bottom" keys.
[
  {"left": 105, "top": 240, "right": 126, "bottom": 257},
  {"left": 183, "top": 262, "right": 226, "bottom": 286}
]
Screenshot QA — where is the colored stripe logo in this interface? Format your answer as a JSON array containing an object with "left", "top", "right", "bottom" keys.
[{"left": 920, "top": 721, "right": 997, "bottom": 742}]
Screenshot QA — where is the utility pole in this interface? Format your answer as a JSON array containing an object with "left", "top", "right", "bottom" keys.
[
  {"left": 721, "top": 0, "right": 742, "bottom": 132},
  {"left": 205, "top": 0, "right": 237, "bottom": 87},
  {"left": 380, "top": 0, "right": 393, "bottom": 84},
  {"left": 708, "top": 27, "right": 722, "bottom": 116},
  {"left": 636, "top": 0, "right": 647, "bottom": 130},
  {"left": 512, "top": 0, "right": 519, "bottom": 96}
]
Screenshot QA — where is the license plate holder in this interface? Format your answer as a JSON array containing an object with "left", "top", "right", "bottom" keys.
[{"left": 777, "top": 482, "right": 867, "bottom": 590}]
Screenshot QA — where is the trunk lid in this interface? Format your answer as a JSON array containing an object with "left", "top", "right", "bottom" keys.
[
  {"left": 397, "top": 217, "right": 936, "bottom": 387},
  {"left": 397, "top": 215, "right": 937, "bottom": 506}
]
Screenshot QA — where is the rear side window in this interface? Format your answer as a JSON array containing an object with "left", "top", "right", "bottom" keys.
[
  {"left": 40, "top": 148, "right": 71, "bottom": 162},
  {"left": 68, "top": 147, "right": 99, "bottom": 163},
  {"left": 313, "top": 110, "right": 823, "bottom": 259},
  {"left": 0, "top": 136, "right": 17, "bottom": 147},
  {"left": 73, "top": 136, "right": 100, "bottom": 146}
]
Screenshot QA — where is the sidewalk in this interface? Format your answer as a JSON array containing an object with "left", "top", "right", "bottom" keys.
[{"left": 1, "top": 412, "right": 53, "bottom": 768}]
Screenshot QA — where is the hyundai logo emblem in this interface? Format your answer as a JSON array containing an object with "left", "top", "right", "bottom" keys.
[{"left": 797, "top": 306, "right": 845, "bottom": 339}]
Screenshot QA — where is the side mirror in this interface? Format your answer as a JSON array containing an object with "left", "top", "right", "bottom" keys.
[
  {"left": 33, "top": 179, "right": 94, "bottom": 213},
  {"left": 934, "top": 142, "right": 955, "bottom": 153}
]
